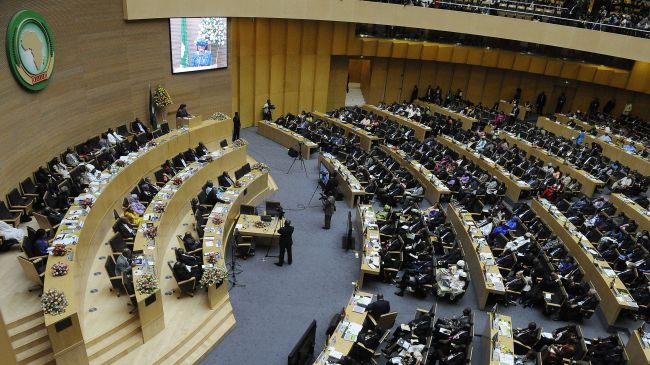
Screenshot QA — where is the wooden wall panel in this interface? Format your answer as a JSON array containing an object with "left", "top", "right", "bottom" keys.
[
  {"left": 418, "top": 61, "right": 437, "bottom": 93},
  {"left": 366, "top": 58, "right": 389, "bottom": 105},
  {"left": 482, "top": 69, "right": 504, "bottom": 105},
  {"left": 499, "top": 71, "right": 521, "bottom": 101},
  {"left": 450, "top": 64, "right": 471, "bottom": 95},
  {"left": 401, "top": 60, "right": 420, "bottom": 101},
  {"left": 435, "top": 63, "right": 454, "bottom": 92},
  {"left": 466, "top": 66, "right": 487, "bottom": 103},
  {"left": 520, "top": 73, "right": 540, "bottom": 104},
  {"left": 326, "top": 56, "right": 348, "bottom": 111},
  {"left": 385, "top": 58, "right": 406, "bottom": 103},
  {"left": 254, "top": 19, "right": 271, "bottom": 125},
  {"left": 270, "top": 20, "right": 288, "bottom": 117}
]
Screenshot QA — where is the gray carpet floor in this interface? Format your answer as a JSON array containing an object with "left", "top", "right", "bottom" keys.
[{"left": 200, "top": 127, "right": 641, "bottom": 365}]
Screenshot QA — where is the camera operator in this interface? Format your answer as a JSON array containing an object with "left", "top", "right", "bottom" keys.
[
  {"left": 263, "top": 98, "right": 276, "bottom": 121},
  {"left": 322, "top": 194, "right": 336, "bottom": 230}
]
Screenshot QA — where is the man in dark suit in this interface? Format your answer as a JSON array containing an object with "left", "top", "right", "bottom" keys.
[
  {"left": 323, "top": 195, "right": 336, "bottom": 229},
  {"left": 536, "top": 92, "right": 546, "bottom": 115},
  {"left": 275, "top": 220, "right": 294, "bottom": 267},
  {"left": 364, "top": 293, "right": 390, "bottom": 318},
  {"left": 183, "top": 148, "right": 198, "bottom": 162},
  {"left": 218, "top": 171, "right": 235, "bottom": 188},
  {"left": 514, "top": 322, "right": 540, "bottom": 348},
  {"left": 232, "top": 112, "right": 241, "bottom": 141},
  {"left": 203, "top": 181, "right": 225, "bottom": 206}
]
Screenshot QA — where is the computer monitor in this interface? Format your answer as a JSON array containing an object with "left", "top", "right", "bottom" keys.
[
  {"left": 241, "top": 163, "right": 251, "bottom": 174},
  {"left": 240, "top": 205, "right": 256, "bottom": 215},
  {"left": 266, "top": 201, "right": 282, "bottom": 217},
  {"left": 220, "top": 139, "right": 228, "bottom": 148},
  {"left": 234, "top": 167, "right": 246, "bottom": 180},
  {"left": 319, "top": 162, "right": 330, "bottom": 187},
  {"left": 287, "top": 320, "right": 316, "bottom": 365}
]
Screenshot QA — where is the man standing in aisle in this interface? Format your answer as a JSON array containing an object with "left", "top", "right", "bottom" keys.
[
  {"left": 323, "top": 195, "right": 336, "bottom": 229},
  {"left": 232, "top": 112, "right": 241, "bottom": 141},
  {"left": 275, "top": 220, "right": 294, "bottom": 267}
]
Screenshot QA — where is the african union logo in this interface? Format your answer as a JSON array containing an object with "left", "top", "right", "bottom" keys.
[{"left": 5, "top": 10, "right": 55, "bottom": 91}]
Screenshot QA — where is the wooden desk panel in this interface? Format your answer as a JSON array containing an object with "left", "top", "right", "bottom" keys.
[
  {"left": 610, "top": 193, "right": 650, "bottom": 233},
  {"left": 257, "top": 120, "right": 317, "bottom": 160},
  {"left": 531, "top": 199, "right": 638, "bottom": 325},
  {"left": 415, "top": 100, "right": 478, "bottom": 130},
  {"left": 203, "top": 171, "right": 271, "bottom": 309},
  {"left": 362, "top": 104, "right": 431, "bottom": 142},
  {"left": 357, "top": 205, "right": 380, "bottom": 288},
  {"left": 498, "top": 100, "right": 528, "bottom": 121},
  {"left": 437, "top": 136, "right": 530, "bottom": 202},
  {"left": 483, "top": 312, "right": 514, "bottom": 365},
  {"left": 312, "top": 111, "right": 381, "bottom": 152},
  {"left": 380, "top": 145, "right": 451, "bottom": 204},
  {"left": 132, "top": 144, "right": 247, "bottom": 342},
  {"left": 447, "top": 204, "right": 505, "bottom": 310},
  {"left": 314, "top": 291, "right": 373, "bottom": 363},
  {"left": 625, "top": 330, "right": 650, "bottom": 365},
  {"left": 319, "top": 154, "right": 366, "bottom": 208}
]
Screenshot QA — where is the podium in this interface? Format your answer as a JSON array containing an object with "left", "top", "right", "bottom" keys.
[{"left": 175, "top": 115, "right": 202, "bottom": 129}]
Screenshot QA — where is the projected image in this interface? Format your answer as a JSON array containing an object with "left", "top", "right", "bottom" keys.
[{"left": 169, "top": 17, "right": 228, "bottom": 74}]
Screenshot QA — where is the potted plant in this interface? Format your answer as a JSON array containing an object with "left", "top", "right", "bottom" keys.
[{"left": 153, "top": 85, "right": 173, "bottom": 121}]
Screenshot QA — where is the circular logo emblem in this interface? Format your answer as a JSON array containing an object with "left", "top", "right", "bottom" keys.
[{"left": 5, "top": 10, "right": 55, "bottom": 91}]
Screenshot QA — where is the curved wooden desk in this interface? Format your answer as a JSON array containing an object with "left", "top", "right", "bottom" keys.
[
  {"left": 256, "top": 120, "right": 318, "bottom": 160},
  {"left": 625, "top": 329, "right": 650, "bottom": 365},
  {"left": 437, "top": 135, "right": 530, "bottom": 202},
  {"left": 447, "top": 204, "right": 505, "bottom": 310},
  {"left": 202, "top": 169, "right": 271, "bottom": 309},
  {"left": 312, "top": 111, "right": 380, "bottom": 152},
  {"left": 314, "top": 290, "right": 373, "bottom": 364},
  {"left": 362, "top": 104, "right": 431, "bottom": 142},
  {"left": 132, "top": 143, "right": 247, "bottom": 342},
  {"left": 498, "top": 131, "right": 604, "bottom": 197},
  {"left": 498, "top": 100, "right": 529, "bottom": 121},
  {"left": 610, "top": 193, "right": 650, "bottom": 233},
  {"left": 415, "top": 100, "right": 478, "bottom": 130},
  {"left": 380, "top": 144, "right": 451, "bottom": 204},
  {"left": 482, "top": 312, "right": 514, "bottom": 365},
  {"left": 537, "top": 116, "right": 650, "bottom": 176},
  {"left": 531, "top": 198, "right": 638, "bottom": 326},
  {"left": 356, "top": 205, "right": 380, "bottom": 289},
  {"left": 318, "top": 153, "right": 366, "bottom": 208},
  {"left": 42, "top": 119, "right": 231, "bottom": 363}
]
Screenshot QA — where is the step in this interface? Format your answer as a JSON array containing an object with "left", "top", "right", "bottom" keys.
[
  {"left": 13, "top": 327, "right": 49, "bottom": 354},
  {"left": 88, "top": 329, "right": 142, "bottom": 365},
  {"left": 87, "top": 317, "right": 141, "bottom": 362},
  {"left": 157, "top": 301, "right": 235, "bottom": 365},
  {"left": 16, "top": 339, "right": 52, "bottom": 365},
  {"left": 6, "top": 312, "right": 44, "bottom": 331},
  {"left": 26, "top": 352, "right": 55, "bottom": 365},
  {"left": 86, "top": 316, "right": 138, "bottom": 350},
  {"left": 180, "top": 313, "right": 236, "bottom": 365},
  {"left": 7, "top": 314, "right": 45, "bottom": 342}
]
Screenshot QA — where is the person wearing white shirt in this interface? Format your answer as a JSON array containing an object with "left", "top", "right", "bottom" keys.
[
  {"left": 64, "top": 148, "right": 81, "bottom": 167},
  {"left": 622, "top": 103, "right": 632, "bottom": 116},
  {"left": 52, "top": 158, "right": 70, "bottom": 179},
  {"left": 107, "top": 128, "right": 123, "bottom": 145}
]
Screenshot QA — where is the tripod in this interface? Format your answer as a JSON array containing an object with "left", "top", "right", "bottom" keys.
[
  {"left": 307, "top": 181, "right": 324, "bottom": 208},
  {"left": 287, "top": 142, "right": 307, "bottom": 176},
  {"left": 228, "top": 234, "right": 245, "bottom": 289}
]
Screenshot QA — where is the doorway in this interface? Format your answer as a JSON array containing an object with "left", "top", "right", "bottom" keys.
[{"left": 347, "top": 58, "right": 372, "bottom": 106}]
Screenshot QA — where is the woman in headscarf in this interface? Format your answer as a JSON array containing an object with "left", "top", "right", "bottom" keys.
[{"left": 128, "top": 194, "right": 146, "bottom": 215}]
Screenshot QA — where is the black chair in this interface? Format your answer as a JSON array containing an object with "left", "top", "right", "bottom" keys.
[
  {"left": 167, "top": 262, "right": 197, "bottom": 298},
  {"left": 116, "top": 124, "right": 128, "bottom": 136},
  {"left": 0, "top": 201, "right": 22, "bottom": 227},
  {"left": 7, "top": 188, "right": 33, "bottom": 214},
  {"left": 104, "top": 255, "right": 124, "bottom": 296},
  {"left": 240, "top": 205, "right": 257, "bottom": 215},
  {"left": 109, "top": 234, "right": 133, "bottom": 258},
  {"left": 160, "top": 122, "right": 170, "bottom": 134},
  {"left": 19, "top": 177, "right": 39, "bottom": 198},
  {"left": 220, "top": 139, "right": 228, "bottom": 148},
  {"left": 152, "top": 129, "right": 162, "bottom": 138}
]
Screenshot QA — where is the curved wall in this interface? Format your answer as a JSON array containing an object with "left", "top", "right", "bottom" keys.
[
  {"left": 123, "top": 0, "right": 650, "bottom": 63},
  {"left": 0, "top": 0, "right": 231, "bottom": 196}
]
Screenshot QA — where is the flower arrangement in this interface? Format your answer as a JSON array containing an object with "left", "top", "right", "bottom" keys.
[
  {"left": 51, "top": 262, "right": 69, "bottom": 277},
  {"left": 232, "top": 139, "right": 247, "bottom": 148},
  {"left": 144, "top": 226, "right": 158, "bottom": 240},
  {"left": 206, "top": 251, "right": 219, "bottom": 265},
  {"left": 254, "top": 220, "right": 270, "bottom": 229},
  {"left": 79, "top": 198, "right": 93, "bottom": 209},
  {"left": 172, "top": 176, "right": 183, "bottom": 186},
  {"left": 153, "top": 85, "right": 173, "bottom": 109},
  {"left": 52, "top": 244, "right": 67, "bottom": 257},
  {"left": 147, "top": 140, "right": 159, "bottom": 147},
  {"left": 136, "top": 273, "right": 158, "bottom": 296},
  {"left": 211, "top": 214, "right": 224, "bottom": 225},
  {"left": 198, "top": 18, "right": 228, "bottom": 48},
  {"left": 115, "top": 160, "right": 126, "bottom": 167},
  {"left": 203, "top": 155, "right": 214, "bottom": 162},
  {"left": 209, "top": 112, "right": 230, "bottom": 121},
  {"left": 41, "top": 289, "right": 68, "bottom": 316},
  {"left": 153, "top": 203, "right": 166, "bottom": 214},
  {"left": 199, "top": 266, "right": 228, "bottom": 288},
  {"left": 252, "top": 162, "right": 270, "bottom": 173},
  {"left": 234, "top": 180, "right": 244, "bottom": 188}
]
